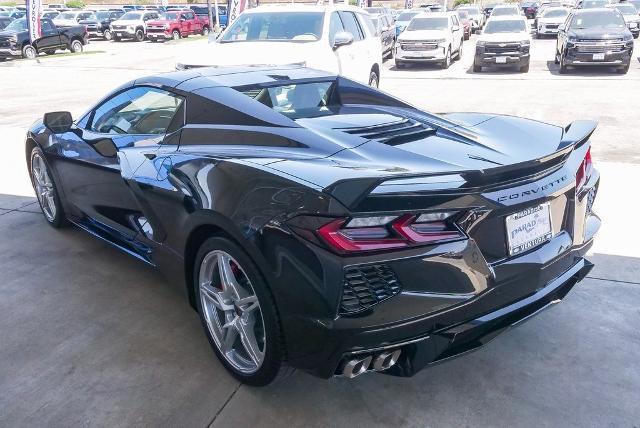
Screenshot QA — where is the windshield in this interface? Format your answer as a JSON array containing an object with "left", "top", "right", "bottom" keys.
[
  {"left": 121, "top": 12, "right": 142, "bottom": 20},
  {"left": 238, "top": 81, "right": 336, "bottom": 119},
  {"left": 613, "top": 4, "right": 637, "bottom": 14},
  {"left": 59, "top": 12, "right": 76, "bottom": 19},
  {"left": 571, "top": 11, "right": 624, "bottom": 27},
  {"left": 491, "top": 7, "right": 519, "bottom": 16},
  {"left": 484, "top": 19, "right": 527, "bottom": 32},
  {"left": 457, "top": 10, "right": 469, "bottom": 19},
  {"left": 582, "top": 0, "right": 608, "bottom": 8},
  {"left": 407, "top": 17, "right": 448, "bottom": 30},
  {"left": 220, "top": 12, "right": 324, "bottom": 42},
  {"left": 162, "top": 12, "right": 178, "bottom": 19},
  {"left": 43, "top": 11, "right": 58, "bottom": 18},
  {"left": 5, "top": 17, "right": 26, "bottom": 31},
  {"left": 95, "top": 12, "right": 110, "bottom": 20},
  {"left": 543, "top": 9, "right": 568, "bottom": 17},
  {"left": 397, "top": 11, "right": 420, "bottom": 21}
]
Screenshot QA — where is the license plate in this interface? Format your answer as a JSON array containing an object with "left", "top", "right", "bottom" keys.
[
  {"left": 505, "top": 204, "right": 553, "bottom": 256},
  {"left": 496, "top": 56, "right": 507, "bottom": 64},
  {"left": 593, "top": 53, "right": 605, "bottom": 60}
]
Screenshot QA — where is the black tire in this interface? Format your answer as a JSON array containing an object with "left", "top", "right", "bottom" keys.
[
  {"left": 441, "top": 47, "right": 451, "bottom": 69},
  {"left": 634, "top": 33, "right": 639, "bottom": 39},
  {"left": 558, "top": 50, "right": 568, "bottom": 74},
  {"left": 172, "top": 30, "right": 180, "bottom": 40},
  {"left": 69, "top": 39, "right": 83, "bottom": 53},
  {"left": 368, "top": 68, "right": 379, "bottom": 88},
  {"left": 103, "top": 29, "right": 112, "bottom": 41},
  {"left": 194, "top": 237, "right": 285, "bottom": 386},
  {"left": 473, "top": 60, "right": 482, "bottom": 72},
  {"left": 554, "top": 49, "right": 559, "bottom": 64},
  {"left": 22, "top": 44, "right": 37, "bottom": 59},
  {"left": 135, "top": 29, "right": 144, "bottom": 42},
  {"left": 202, "top": 26, "right": 210, "bottom": 36},
  {"left": 520, "top": 61, "right": 530, "bottom": 73},
  {"left": 29, "top": 146, "right": 66, "bottom": 228},
  {"left": 457, "top": 42, "right": 463, "bottom": 60}
]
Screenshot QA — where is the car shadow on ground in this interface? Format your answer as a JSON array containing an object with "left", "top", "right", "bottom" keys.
[
  {"left": 463, "top": 64, "right": 527, "bottom": 76},
  {"left": 545, "top": 60, "right": 626, "bottom": 76}
]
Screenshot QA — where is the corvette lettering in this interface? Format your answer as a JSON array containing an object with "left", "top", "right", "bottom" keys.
[{"left": 496, "top": 175, "right": 568, "bottom": 203}]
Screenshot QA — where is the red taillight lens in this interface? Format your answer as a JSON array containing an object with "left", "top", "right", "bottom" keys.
[
  {"left": 316, "top": 213, "right": 464, "bottom": 254},
  {"left": 576, "top": 148, "right": 593, "bottom": 192}
]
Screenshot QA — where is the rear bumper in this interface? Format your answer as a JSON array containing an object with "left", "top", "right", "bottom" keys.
[
  {"left": 272, "top": 158, "right": 601, "bottom": 379},
  {"left": 387, "top": 257, "right": 592, "bottom": 376}
]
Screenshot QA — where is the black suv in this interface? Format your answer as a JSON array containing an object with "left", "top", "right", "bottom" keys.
[
  {"left": 78, "top": 10, "right": 124, "bottom": 41},
  {"left": 555, "top": 8, "right": 634, "bottom": 74}
]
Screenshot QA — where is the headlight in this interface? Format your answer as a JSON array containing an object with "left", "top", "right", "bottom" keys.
[
  {"left": 629, "top": 22, "right": 638, "bottom": 28},
  {"left": 521, "top": 39, "right": 530, "bottom": 45},
  {"left": 476, "top": 40, "right": 486, "bottom": 47},
  {"left": 435, "top": 38, "right": 447, "bottom": 45},
  {"left": 567, "top": 35, "right": 577, "bottom": 42}
]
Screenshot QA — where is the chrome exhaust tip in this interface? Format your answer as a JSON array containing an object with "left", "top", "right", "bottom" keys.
[
  {"left": 372, "top": 349, "right": 401, "bottom": 371},
  {"left": 341, "top": 355, "right": 373, "bottom": 378}
]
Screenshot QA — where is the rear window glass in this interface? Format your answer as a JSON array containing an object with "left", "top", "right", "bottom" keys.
[{"left": 236, "top": 81, "right": 336, "bottom": 119}]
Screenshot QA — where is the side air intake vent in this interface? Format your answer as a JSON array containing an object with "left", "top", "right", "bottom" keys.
[
  {"left": 340, "top": 118, "right": 435, "bottom": 145},
  {"left": 340, "top": 264, "right": 402, "bottom": 315}
]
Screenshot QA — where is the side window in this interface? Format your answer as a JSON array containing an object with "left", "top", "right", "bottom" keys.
[
  {"left": 451, "top": 15, "right": 459, "bottom": 27},
  {"left": 328, "top": 12, "right": 345, "bottom": 46},
  {"left": 359, "top": 13, "right": 376, "bottom": 37},
  {"left": 338, "top": 11, "right": 363, "bottom": 41},
  {"left": 90, "top": 87, "right": 184, "bottom": 135},
  {"left": 42, "top": 20, "right": 53, "bottom": 31},
  {"left": 186, "top": 12, "right": 194, "bottom": 20}
]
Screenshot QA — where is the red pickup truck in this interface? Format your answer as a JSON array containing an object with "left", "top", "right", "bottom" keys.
[{"left": 146, "top": 10, "right": 210, "bottom": 42}]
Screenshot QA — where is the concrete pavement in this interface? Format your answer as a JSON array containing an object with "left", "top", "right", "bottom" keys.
[{"left": 1, "top": 33, "right": 639, "bottom": 427}]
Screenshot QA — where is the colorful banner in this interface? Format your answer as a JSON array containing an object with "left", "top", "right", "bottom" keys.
[
  {"left": 405, "top": 0, "right": 413, "bottom": 8},
  {"left": 227, "top": 0, "right": 247, "bottom": 27},
  {"left": 25, "top": 0, "right": 42, "bottom": 42}
]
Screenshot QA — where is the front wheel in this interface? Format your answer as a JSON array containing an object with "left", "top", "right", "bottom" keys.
[
  {"left": 559, "top": 51, "right": 568, "bottom": 74},
  {"left": 135, "top": 29, "right": 144, "bottom": 42},
  {"left": 520, "top": 60, "right": 530, "bottom": 73},
  {"left": 473, "top": 60, "right": 482, "bottom": 72},
  {"left": 22, "top": 44, "right": 37, "bottom": 59},
  {"left": 441, "top": 47, "right": 451, "bottom": 69},
  {"left": 30, "top": 147, "right": 66, "bottom": 228},
  {"left": 172, "top": 30, "right": 180, "bottom": 40},
  {"left": 69, "top": 39, "right": 83, "bottom": 53},
  {"left": 202, "top": 26, "right": 210, "bottom": 36},
  {"left": 617, "top": 63, "right": 630, "bottom": 74},
  {"left": 368, "top": 68, "right": 379, "bottom": 88},
  {"left": 194, "top": 237, "right": 285, "bottom": 386},
  {"left": 103, "top": 29, "right": 112, "bottom": 41}
]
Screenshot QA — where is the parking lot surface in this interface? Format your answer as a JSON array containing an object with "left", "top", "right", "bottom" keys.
[{"left": 1, "top": 34, "right": 639, "bottom": 427}]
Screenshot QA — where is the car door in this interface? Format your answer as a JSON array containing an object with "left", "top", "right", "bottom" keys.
[
  {"left": 450, "top": 14, "right": 463, "bottom": 51},
  {"left": 556, "top": 12, "right": 571, "bottom": 56},
  {"left": 184, "top": 12, "right": 195, "bottom": 34},
  {"left": 336, "top": 11, "right": 371, "bottom": 83},
  {"left": 34, "top": 19, "right": 62, "bottom": 51},
  {"left": 51, "top": 86, "right": 184, "bottom": 246}
]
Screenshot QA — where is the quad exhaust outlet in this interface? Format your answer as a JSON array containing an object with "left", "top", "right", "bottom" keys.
[{"left": 341, "top": 349, "right": 402, "bottom": 378}]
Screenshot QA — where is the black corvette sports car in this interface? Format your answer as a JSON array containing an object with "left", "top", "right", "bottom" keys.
[{"left": 26, "top": 66, "right": 600, "bottom": 386}]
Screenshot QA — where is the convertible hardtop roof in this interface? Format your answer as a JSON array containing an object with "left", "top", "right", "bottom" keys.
[{"left": 133, "top": 65, "right": 337, "bottom": 91}]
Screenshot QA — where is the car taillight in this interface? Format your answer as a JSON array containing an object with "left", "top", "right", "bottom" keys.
[
  {"left": 316, "top": 212, "right": 464, "bottom": 254},
  {"left": 575, "top": 147, "right": 593, "bottom": 192}
]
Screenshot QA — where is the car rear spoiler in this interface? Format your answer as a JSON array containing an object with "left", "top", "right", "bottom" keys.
[
  {"left": 558, "top": 120, "right": 597, "bottom": 150},
  {"left": 324, "top": 120, "right": 598, "bottom": 211}
]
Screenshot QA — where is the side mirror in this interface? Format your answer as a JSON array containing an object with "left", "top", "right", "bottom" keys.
[
  {"left": 333, "top": 31, "right": 354, "bottom": 49},
  {"left": 43, "top": 111, "right": 72, "bottom": 134}
]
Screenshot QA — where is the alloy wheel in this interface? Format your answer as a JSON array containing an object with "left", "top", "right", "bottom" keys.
[
  {"left": 368, "top": 70, "right": 379, "bottom": 88},
  {"left": 31, "top": 153, "right": 57, "bottom": 222},
  {"left": 199, "top": 250, "right": 266, "bottom": 374},
  {"left": 104, "top": 29, "right": 112, "bottom": 41},
  {"left": 23, "top": 45, "right": 36, "bottom": 59},
  {"left": 71, "top": 40, "right": 83, "bottom": 53},
  {"left": 172, "top": 30, "right": 180, "bottom": 40}
]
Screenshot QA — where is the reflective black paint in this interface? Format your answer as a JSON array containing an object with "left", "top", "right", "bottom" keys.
[{"left": 26, "top": 66, "right": 600, "bottom": 378}]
